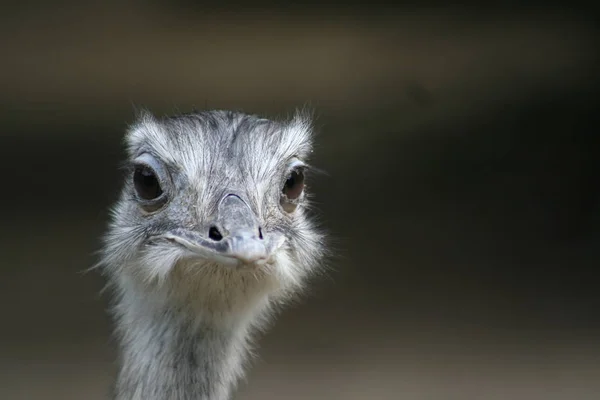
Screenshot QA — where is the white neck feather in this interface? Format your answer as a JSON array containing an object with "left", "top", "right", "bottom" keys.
[{"left": 112, "top": 274, "right": 272, "bottom": 400}]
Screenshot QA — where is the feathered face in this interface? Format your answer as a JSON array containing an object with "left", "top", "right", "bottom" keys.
[{"left": 100, "top": 110, "right": 323, "bottom": 310}]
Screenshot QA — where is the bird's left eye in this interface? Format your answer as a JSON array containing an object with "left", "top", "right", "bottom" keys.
[
  {"left": 281, "top": 167, "right": 305, "bottom": 212},
  {"left": 283, "top": 168, "right": 305, "bottom": 200}
]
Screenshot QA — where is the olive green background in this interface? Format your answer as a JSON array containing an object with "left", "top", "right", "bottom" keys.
[{"left": 1, "top": 2, "right": 599, "bottom": 399}]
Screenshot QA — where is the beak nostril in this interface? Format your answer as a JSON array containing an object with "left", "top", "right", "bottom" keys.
[
  {"left": 208, "top": 226, "right": 223, "bottom": 241},
  {"left": 258, "top": 227, "right": 264, "bottom": 240}
]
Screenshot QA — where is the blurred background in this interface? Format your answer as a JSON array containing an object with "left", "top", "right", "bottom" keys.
[{"left": 1, "top": 2, "right": 599, "bottom": 399}]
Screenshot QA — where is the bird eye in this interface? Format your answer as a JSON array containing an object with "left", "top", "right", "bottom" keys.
[
  {"left": 133, "top": 165, "right": 163, "bottom": 201},
  {"left": 281, "top": 167, "right": 305, "bottom": 212},
  {"left": 283, "top": 168, "right": 305, "bottom": 200}
]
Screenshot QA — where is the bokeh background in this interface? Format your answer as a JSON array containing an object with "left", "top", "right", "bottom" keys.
[{"left": 1, "top": 2, "right": 599, "bottom": 399}]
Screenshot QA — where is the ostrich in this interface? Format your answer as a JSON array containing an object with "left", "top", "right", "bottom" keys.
[{"left": 98, "top": 110, "right": 325, "bottom": 400}]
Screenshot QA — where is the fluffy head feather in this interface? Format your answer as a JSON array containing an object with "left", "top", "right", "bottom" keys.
[{"left": 99, "top": 109, "right": 324, "bottom": 323}]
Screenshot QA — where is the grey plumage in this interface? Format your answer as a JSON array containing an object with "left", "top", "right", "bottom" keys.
[{"left": 98, "top": 110, "right": 325, "bottom": 400}]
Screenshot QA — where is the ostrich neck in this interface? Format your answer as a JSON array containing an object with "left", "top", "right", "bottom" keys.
[{"left": 113, "top": 280, "right": 261, "bottom": 400}]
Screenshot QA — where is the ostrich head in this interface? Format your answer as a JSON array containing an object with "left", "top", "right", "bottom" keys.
[{"left": 99, "top": 110, "right": 324, "bottom": 324}]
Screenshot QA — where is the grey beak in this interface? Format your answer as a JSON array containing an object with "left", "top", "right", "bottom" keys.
[
  {"left": 213, "top": 194, "right": 267, "bottom": 264},
  {"left": 155, "top": 194, "right": 281, "bottom": 267}
]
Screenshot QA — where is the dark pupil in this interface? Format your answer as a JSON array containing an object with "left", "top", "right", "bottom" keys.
[
  {"left": 133, "top": 166, "right": 163, "bottom": 200},
  {"left": 285, "top": 173, "right": 296, "bottom": 188},
  {"left": 283, "top": 169, "right": 304, "bottom": 199}
]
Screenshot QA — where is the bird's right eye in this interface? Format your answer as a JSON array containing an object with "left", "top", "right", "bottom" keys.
[{"left": 133, "top": 165, "right": 163, "bottom": 200}]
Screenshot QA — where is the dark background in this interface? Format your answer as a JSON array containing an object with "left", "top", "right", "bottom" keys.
[{"left": 1, "top": 2, "right": 599, "bottom": 399}]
